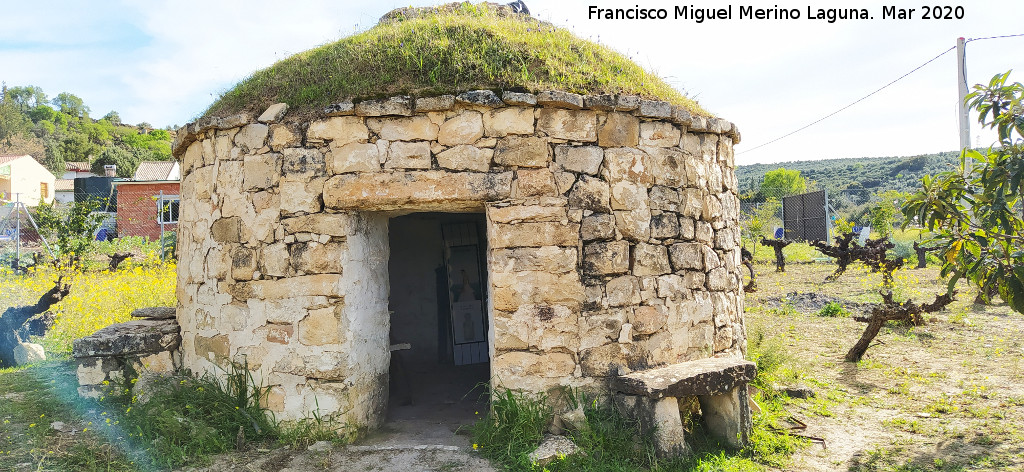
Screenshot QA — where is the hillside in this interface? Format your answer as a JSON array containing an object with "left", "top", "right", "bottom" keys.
[
  {"left": 736, "top": 151, "right": 961, "bottom": 196},
  {"left": 0, "top": 85, "right": 173, "bottom": 178}
]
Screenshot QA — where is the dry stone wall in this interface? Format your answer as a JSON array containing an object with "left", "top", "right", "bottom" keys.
[{"left": 172, "top": 90, "right": 745, "bottom": 426}]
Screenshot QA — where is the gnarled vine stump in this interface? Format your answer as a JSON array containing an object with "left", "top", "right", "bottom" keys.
[
  {"left": 0, "top": 278, "right": 70, "bottom": 367},
  {"left": 760, "top": 237, "right": 792, "bottom": 273}
]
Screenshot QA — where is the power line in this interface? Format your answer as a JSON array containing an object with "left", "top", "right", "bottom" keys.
[
  {"left": 738, "top": 46, "right": 955, "bottom": 155},
  {"left": 966, "top": 33, "right": 1024, "bottom": 42}
]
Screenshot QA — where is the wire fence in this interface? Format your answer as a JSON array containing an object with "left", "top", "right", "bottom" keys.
[{"left": 0, "top": 185, "right": 178, "bottom": 270}]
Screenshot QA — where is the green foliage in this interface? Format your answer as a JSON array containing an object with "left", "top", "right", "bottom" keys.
[
  {"left": 33, "top": 198, "right": 105, "bottom": 270},
  {"left": 117, "top": 362, "right": 278, "bottom": 468},
  {"left": 741, "top": 199, "right": 781, "bottom": 257},
  {"left": 51, "top": 92, "right": 89, "bottom": 118},
  {"left": 90, "top": 145, "right": 152, "bottom": 177},
  {"left": 758, "top": 168, "right": 807, "bottom": 200},
  {"left": 0, "top": 84, "right": 171, "bottom": 170},
  {"left": 817, "top": 301, "right": 851, "bottom": 318},
  {"left": 903, "top": 71, "right": 1024, "bottom": 313},
  {"left": 868, "top": 190, "right": 908, "bottom": 239},
  {"left": 206, "top": 4, "right": 705, "bottom": 119},
  {"left": 470, "top": 388, "right": 551, "bottom": 467}
]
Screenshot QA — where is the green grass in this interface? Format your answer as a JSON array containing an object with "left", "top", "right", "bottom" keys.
[
  {"left": 470, "top": 325, "right": 808, "bottom": 471},
  {"left": 205, "top": 3, "right": 707, "bottom": 119}
]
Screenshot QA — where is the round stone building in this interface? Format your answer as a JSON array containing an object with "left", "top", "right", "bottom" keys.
[{"left": 170, "top": 4, "right": 748, "bottom": 440}]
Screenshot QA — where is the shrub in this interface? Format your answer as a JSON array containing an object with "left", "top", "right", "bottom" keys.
[{"left": 817, "top": 301, "right": 851, "bottom": 318}]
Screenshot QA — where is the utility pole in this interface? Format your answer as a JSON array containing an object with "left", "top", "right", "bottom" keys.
[{"left": 957, "top": 37, "right": 971, "bottom": 155}]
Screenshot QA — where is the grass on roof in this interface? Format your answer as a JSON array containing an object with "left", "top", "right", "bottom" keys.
[{"left": 204, "top": 3, "right": 709, "bottom": 119}]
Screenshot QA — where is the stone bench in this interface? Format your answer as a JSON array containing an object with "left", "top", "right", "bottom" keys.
[
  {"left": 613, "top": 356, "right": 757, "bottom": 456},
  {"left": 73, "top": 307, "right": 181, "bottom": 398}
]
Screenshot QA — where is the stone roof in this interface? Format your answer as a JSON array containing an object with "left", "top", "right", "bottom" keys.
[
  {"left": 65, "top": 161, "right": 91, "bottom": 171},
  {"left": 0, "top": 155, "right": 29, "bottom": 165}
]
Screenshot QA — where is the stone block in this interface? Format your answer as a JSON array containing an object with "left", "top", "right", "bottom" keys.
[
  {"left": 610, "top": 180, "right": 647, "bottom": 211},
  {"left": 230, "top": 246, "right": 257, "bottom": 281},
  {"left": 679, "top": 188, "right": 704, "bottom": 218},
  {"left": 650, "top": 213, "right": 680, "bottom": 239},
  {"left": 372, "top": 115, "right": 438, "bottom": 141},
  {"left": 602, "top": 147, "right": 653, "bottom": 186},
  {"left": 615, "top": 95, "right": 640, "bottom": 111},
  {"left": 13, "top": 343, "right": 44, "bottom": 365},
  {"left": 567, "top": 175, "right": 610, "bottom": 212},
  {"left": 323, "top": 100, "right": 354, "bottom": 116},
  {"left": 289, "top": 241, "right": 345, "bottom": 274},
  {"left": 606, "top": 275, "right": 640, "bottom": 307},
  {"left": 234, "top": 124, "right": 269, "bottom": 153},
  {"left": 282, "top": 148, "right": 326, "bottom": 180},
  {"left": 438, "top": 111, "right": 483, "bottom": 145},
  {"left": 580, "top": 212, "right": 615, "bottom": 241},
  {"left": 194, "top": 334, "right": 230, "bottom": 360},
  {"left": 645, "top": 147, "right": 687, "bottom": 187},
  {"left": 579, "top": 342, "right": 645, "bottom": 377},
  {"left": 537, "top": 108, "right": 597, "bottom": 142},
  {"left": 488, "top": 204, "right": 568, "bottom": 224},
  {"left": 501, "top": 91, "right": 537, "bottom": 106},
  {"left": 490, "top": 222, "right": 580, "bottom": 248},
  {"left": 613, "top": 395, "right": 688, "bottom": 457},
  {"left": 211, "top": 217, "right": 241, "bottom": 243},
  {"left": 414, "top": 95, "right": 455, "bottom": 112},
  {"left": 699, "top": 385, "right": 752, "bottom": 448},
  {"left": 384, "top": 141, "right": 432, "bottom": 169},
  {"left": 281, "top": 213, "right": 350, "bottom": 236},
  {"left": 279, "top": 178, "right": 324, "bottom": 214},
  {"left": 355, "top": 96, "right": 412, "bottom": 116},
  {"left": 243, "top": 153, "right": 281, "bottom": 191},
  {"left": 456, "top": 90, "right": 503, "bottom": 107},
  {"left": 670, "top": 106, "right": 692, "bottom": 126},
  {"left": 583, "top": 94, "right": 617, "bottom": 110},
  {"left": 324, "top": 171, "right": 513, "bottom": 211},
  {"left": 630, "top": 305, "right": 668, "bottom": 335},
  {"left": 493, "top": 136, "right": 550, "bottom": 168},
  {"left": 583, "top": 240, "right": 629, "bottom": 275},
  {"left": 329, "top": 142, "right": 380, "bottom": 173},
  {"left": 516, "top": 168, "right": 557, "bottom": 197},
  {"left": 614, "top": 207, "right": 651, "bottom": 241},
  {"left": 299, "top": 306, "right": 343, "bottom": 346},
  {"left": 491, "top": 270, "right": 584, "bottom": 312},
  {"left": 536, "top": 90, "right": 584, "bottom": 109},
  {"left": 77, "top": 357, "right": 119, "bottom": 385},
  {"left": 258, "top": 103, "right": 289, "bottom": 123},
  {"left": 307, "top": 116, "right": 369, "bottom": 145},
  {"left": 649, "top": 186, "right": 680, "bottom": 212},
  {"left": 269, "top": 124, "right": 300, "bottom": 151},
  {"left": 638, "top": 100, "right": 672, "bottom": 119},
  {"left": 632, "top": 243, "right": 671, "bottom": 276},
  {"left": 232, "top": 274, "right": 345, "bottom": 299},
  {"left": 669, "top": 243, "right": 704, "bottom": 271},
  {"left": 554, "top": 145, "right": 603, "bottom": 175},
  {"left": 436, "top": 145, "right": 492, "bottom": 172},
  {"left": 494, "top": 304, "right": 579, "bottom": 351},
  {"left": 639, "top": 122, "right": 681, "bottom": 147},
  {"left": 492, "top": 351, "right": 576, "bottom": 388},
  {"left": 260, "top": 242, "right": 290, "bottom": 277},
  {"left": 499, "top": 246, "right": 578, "bottom": 273},
  {"left": 483, "top": 107, "right": 535, "bottom": 136}
]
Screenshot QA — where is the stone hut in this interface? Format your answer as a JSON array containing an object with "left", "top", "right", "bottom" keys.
[{"left": 169, "top": 5, "right": 748, "bottom": 441}]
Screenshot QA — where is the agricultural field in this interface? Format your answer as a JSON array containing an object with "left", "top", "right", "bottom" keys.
[{"left": 745, "top": 252, "right": 1024, "bottom": 471}]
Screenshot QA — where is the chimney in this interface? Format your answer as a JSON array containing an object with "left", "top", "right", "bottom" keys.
[{"left": 104, "top": 165, "right": 117, "bottom": 177}]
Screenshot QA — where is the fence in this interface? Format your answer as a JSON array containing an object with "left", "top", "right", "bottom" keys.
[
  {"left": 0, "top": 184, "right": 178, "bottom": 269},
  {"left": 740, "top": 186, "right": 912, "bottom": 245}
]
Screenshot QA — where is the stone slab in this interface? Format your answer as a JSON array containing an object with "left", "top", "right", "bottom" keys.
[
  {"left": 615, "top": 357, "right": 756, "bottom": 398},
  {"left": 72, "top": 319, "right": 181, "bottom": 358}
]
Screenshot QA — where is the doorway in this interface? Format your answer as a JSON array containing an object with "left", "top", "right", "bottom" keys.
[{"left": 385, "top": 212, "right": 490, "bottom": 433}]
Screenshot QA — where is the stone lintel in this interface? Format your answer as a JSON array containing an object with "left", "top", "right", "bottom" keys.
[
  {"left": 614, "top": 357, "right": 756, "bottom": 398},
  {"left": 323, "top": 171, "right": 513, "bottom": 211}
]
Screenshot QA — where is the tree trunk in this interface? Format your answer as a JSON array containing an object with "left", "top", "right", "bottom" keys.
[
  {"left": 845, "top": 317, "right": 885, "bottom": 362},
  {"left": 0, "top": 278, "right": 70, "bottom": 367}
]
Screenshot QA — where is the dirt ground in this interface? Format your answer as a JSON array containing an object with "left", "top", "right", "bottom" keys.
[{"left": 746, "top": 261, "right": 1024, "bottom": 471}]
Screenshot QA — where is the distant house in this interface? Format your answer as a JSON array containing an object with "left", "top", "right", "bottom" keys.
[
  {"left": 0, "top": 154, "right": 56, "bottom": 205},
  {"left": 112, "top": 161, "right": 181, "bottom": 240},
  {"left": 57, "top": 161, "right": 98, "bottom": 203},
  {"left": 62, "top": 161, "right": 96, "bottom": 180}
]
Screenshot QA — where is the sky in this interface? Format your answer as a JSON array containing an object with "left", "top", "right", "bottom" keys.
[{"left": 2, "top": 0, "right": 1023, "bottom": 165}]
